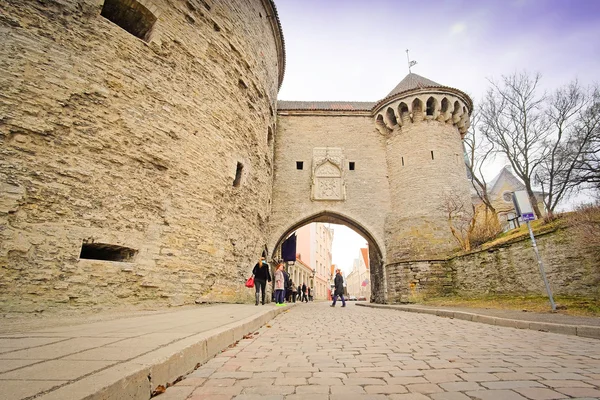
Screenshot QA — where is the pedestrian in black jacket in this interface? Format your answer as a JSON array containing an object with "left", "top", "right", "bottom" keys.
[
  {"left": 301, "top": 283, "right": 308, "bottom": 303},
  {"left": 252, "top": 257, "right": 271, "bottom": 305},
  {"left": 331, "top": 269, "right": 346, "bottom": 307}
]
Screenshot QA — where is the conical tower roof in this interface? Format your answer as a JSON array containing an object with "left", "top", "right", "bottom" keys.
[{"left": 385, "top": 73, "right": 443, "bottom": 98}]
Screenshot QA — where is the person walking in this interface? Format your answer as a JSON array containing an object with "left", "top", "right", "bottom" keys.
[
  {"left": 301, "top": 283, "right": 308, "bottom": 303},
  {"left": 251, "top": 257, "right": 271, "bottom": 305},
  {"left": 307, "top": 286, "right": 312, "bottom": 301},
  {"left": 297, "top": 284, "right": 302, "bottom": 303},
  {"left": 282, "top": 267, "right": 290, "bottom": 303},
  {"left": 331, "top": 269, "right": 346, "bottom": 307},
  {"left": 291, "top": 282, "right": 297, "bottom": 303},
  {"left": 274, "top": 262, "right": 285, "bottom": 306}
]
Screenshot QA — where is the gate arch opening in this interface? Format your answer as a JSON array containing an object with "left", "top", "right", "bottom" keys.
[{"left": 271, "top": 211, "right": 386, "bottom": 303}]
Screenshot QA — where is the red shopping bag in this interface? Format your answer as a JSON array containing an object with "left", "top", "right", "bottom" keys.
[{"left": 245, "top": 276, "right": 254, "bottom": 288}]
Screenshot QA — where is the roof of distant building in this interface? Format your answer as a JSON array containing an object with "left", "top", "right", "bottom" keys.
[
  {"left": 360, "top": 248, "right": 369, "bottom": 270},
  {"left": 385, "top": 73, "right": 443, "bottom": 98},
  {"left": 277, "top": 73, "right": 471, "bottom": 112},
  {"left": 277, "top": 101, "right": 375, "bottom": 111}
]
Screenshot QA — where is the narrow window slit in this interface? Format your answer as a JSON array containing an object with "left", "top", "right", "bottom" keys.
[
  {"left": 401, "top": 157, "right": 404, "bottom": 166},
  {"left": 431, "top": 151, "right": 435, "bottom": 160},
  {"left": 233, "top": 162, "right": 243, "bottom": 187}
]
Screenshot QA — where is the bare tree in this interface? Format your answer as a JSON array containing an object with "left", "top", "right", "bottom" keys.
[
  {"left": 480, "top": 72, "right": 550, "bottom": 219},
  {"left": 464, "top": 109, "right": 500, "bottom": 215},
  {"left": 571, "top": 89, "right": 600, "bottom": 193},
  {"left": 534, "top": 82, "right": 600, "bottom": 217},
  {"left": 439, "top": 189, "right": 476, "bottom": 252}
]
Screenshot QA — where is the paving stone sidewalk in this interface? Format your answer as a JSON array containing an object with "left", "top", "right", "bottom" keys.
[
  {"left": 0, "top": 303, "right": 288, "bottom": 400},
  {"left": 359, "top": 304, "right": 600, "bottom": 339},
  {"left": 162, "top": 302, "right": 600, "bottom": 400}
]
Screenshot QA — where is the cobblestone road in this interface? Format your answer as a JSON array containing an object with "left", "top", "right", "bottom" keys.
[{"left": 163, "top": 302, "right": 600, "bottom": 400}]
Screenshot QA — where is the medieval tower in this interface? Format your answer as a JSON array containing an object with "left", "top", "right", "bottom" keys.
[{"left": 0, "top": 0, "right": 472, "bottom": 311}]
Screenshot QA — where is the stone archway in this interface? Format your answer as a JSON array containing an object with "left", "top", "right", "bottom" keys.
[{"left": 270, "top": 211, "right": 386, "bottom": 304}]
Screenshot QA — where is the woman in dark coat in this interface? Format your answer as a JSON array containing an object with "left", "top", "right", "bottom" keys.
[
  {"left": 330, "top": 268, "right": 346, "bottom": 307},
  {"left": 252, "top": 257, "right": 271, "bottom": 305}
]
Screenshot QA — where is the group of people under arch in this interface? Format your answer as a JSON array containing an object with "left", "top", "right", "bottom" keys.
[{"left": 251, "top": 258, "right": 313, "bottom": 306}]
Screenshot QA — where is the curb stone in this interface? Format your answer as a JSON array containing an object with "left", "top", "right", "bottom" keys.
[
  {"left": 356, "top": 303, "right": 600, "bottom": 340},
  {"left": 35, "top": 305, "right": 292, "bottom": 400}
]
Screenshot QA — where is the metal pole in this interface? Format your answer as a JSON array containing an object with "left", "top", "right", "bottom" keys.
[{"left": 526, "top": 220, "right": 556, "bottom": 311}]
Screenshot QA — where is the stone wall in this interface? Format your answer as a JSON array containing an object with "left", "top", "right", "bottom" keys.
[
  {"left": 269, "top": 113, "right": 390, "bottom": 258},
  {"left": 0, "top": 0, "right": 282, "bottom": 311},
  {"left": 451, "top": 228, "right": 600, "bottom": 298},
  {"left": 385, "top": 227, "right": 600, "bottom": 302}
]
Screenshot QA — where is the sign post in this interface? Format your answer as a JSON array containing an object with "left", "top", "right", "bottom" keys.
[{"left": 512, "top": 191, "right": 556, "bottom": 311}]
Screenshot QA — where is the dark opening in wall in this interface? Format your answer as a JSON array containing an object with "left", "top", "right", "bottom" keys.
[
  {"left": 349, "top": 162, "right": 355, "bottom": 170},
  {"left": 267, "top": 126, "right": 273, "bottom": 147},
  {"left": 401, "top": 157, "right": 404, "bottom": 166},
  {"left": 296, "top": 161, "right": 303, "bottom": 170},
  {"left": 101, "top": 0, "right": 157, "bottom": 42},
  {"left": 80, "top": 242, "right": 137, "bottom": 262},
  {"left": 426, "top": 97, "right": 436, "bottom": 116},
  {"left": 431, "top": 151, "right": 435, "bottom": 160},
  {"left": 233, "top": 162, "right": 243, "bottom": 187}
]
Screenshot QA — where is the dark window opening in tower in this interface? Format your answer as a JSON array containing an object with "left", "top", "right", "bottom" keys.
[
  {"left": 233, "top": 162, "right": 243, "bottom": 187},
  {"left": 267, "top": 126, "right": 273, "bottom": 147},
  {"left": 80, "top": 242, "right": 137, "bottom": 262},
  {"left": 399, "top": 103, "right": 409, "bottom": 119},
  {"left": 431, "top": 151, "right": 435, "bottom": 160},
  {"left": 441, "top": 98, "right": 449, "bottom": 113},
  {"left": 349, "top": 162, "right": 355, "bottom": 170},
  {"left": 101, "top": 0, "right": 157, "bottom": 42},
  {"left": 401, "top": 157, "right": 404, "bottom": 166},
  {"left": 426, "top": 97, "right": 436, "bottom": 116},
  {"left": 453, "top": 101, "right": 461, "bottom": 115},
  {"left": 412, "top": 98, "right": 423, "bottom": 113},
  {"left": 296, "top": 161, "right": 303, "bottom": 170},
  {"left": 386, "top": 107, "right": 397, "bottom": 126}
]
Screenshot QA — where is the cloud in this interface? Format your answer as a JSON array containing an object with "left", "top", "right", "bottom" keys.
[{"left": 451, "top": 22, "right": 466, "bottom": 35}]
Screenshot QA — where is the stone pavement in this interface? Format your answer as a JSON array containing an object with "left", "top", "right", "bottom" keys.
[
  {"left": 358, "top": 304, "right": 600, "bottom": 339},
  {"left": 0, "top": 304, "right": 289, "bottom": 400},
  {"left": 161, "top": 302, "right": 600, "bottom": 400}
]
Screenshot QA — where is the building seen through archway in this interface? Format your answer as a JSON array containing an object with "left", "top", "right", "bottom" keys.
[{"left": 274, "top": 220, "right": 375, "bottom": 302}]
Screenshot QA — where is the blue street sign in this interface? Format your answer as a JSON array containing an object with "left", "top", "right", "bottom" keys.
[{"left": 522, "top": 212, "right": 535, "bottom": 221}]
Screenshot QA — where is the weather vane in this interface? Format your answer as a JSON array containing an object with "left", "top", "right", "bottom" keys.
[{"left": 406, "top": 49, "right": 417, "bottom": 73}]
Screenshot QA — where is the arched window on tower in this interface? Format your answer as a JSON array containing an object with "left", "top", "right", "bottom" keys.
[
  {"left": 412, "top": 98, "right": 423, "bottom": 122},
  {"left": 426, "top": 97, "right": 437, "bottom": 117},
  {"left": 452, "top": 101, "right": 462, "bottom": 123},
  {"left": 398, "top": 103, "right": 409, "bottom": 124},
  {"left": 385, "top": 107, "right": 398, "bottom": 127},
  {"left": 439, "top": 97, "right": 450, "bottom": 122},
  {"left": 375, "top": 114, "right": 391, "bottom": 134}
]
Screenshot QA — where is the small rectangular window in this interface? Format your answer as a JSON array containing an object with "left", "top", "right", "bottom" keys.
[
  {"left": 80, "top": 243, "right": 137, "bottom": 262},
  {"left": 349, "top": 162, "right": 355, "bottom": 171},
  {"left": 296, "top": 161, "right": 303, "bottom": 170},
  {"left": 233, "top": 162, "right": 243, "bottom": 187},
  {"left": 431, "top": 151, "right": 435, "bottom": 160},
  {"left": 101, "top": 0, "right": 157, "bottom": 42},
  {"left": 401, "top": 157, "right": 404, "bottom": 166}
]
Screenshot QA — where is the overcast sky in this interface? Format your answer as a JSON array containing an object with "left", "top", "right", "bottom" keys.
[{"left": 274, "top": 0, "right": 600, "bottom": 274}]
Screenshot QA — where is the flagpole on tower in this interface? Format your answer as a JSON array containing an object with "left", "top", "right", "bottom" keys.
[{"left": 406, "top": 49, "right": 417, "bottom": 73}]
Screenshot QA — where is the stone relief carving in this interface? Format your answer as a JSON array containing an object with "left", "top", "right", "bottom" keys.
[{"left": 311, "top": 147, "right": 346, "bottom": 201}]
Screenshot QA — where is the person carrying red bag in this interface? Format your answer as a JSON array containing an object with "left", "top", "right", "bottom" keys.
[{"left": 251, "top": 257, "right": 271, "bottom": 306}]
